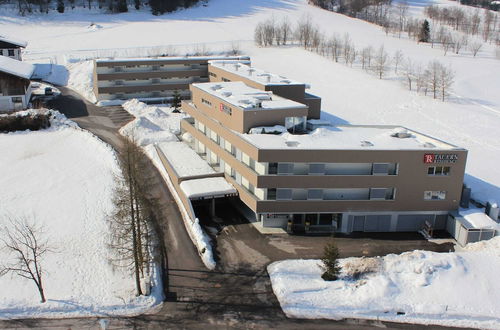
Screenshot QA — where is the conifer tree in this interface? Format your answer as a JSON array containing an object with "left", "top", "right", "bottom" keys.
[
  {"left": 418, "top": 20, "right": 430, "bottom": 43},
  {"left": 171, "top": 90, "right": 182, "bottom": 113},
  {"left": 320, "top": 240, "right": 341, "bottom": 281}
]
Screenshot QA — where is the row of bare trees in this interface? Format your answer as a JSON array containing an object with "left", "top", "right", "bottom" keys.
[
  {"left": 254, "top": 17, "right": 455, "bottom": 101},
  {"left": 425, "top": 5, "right": 499, "bottom": 43}
]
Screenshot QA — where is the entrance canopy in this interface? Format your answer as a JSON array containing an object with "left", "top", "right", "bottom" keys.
[{"left": 180, "top": 177, "right": 237, "bottom": 200}]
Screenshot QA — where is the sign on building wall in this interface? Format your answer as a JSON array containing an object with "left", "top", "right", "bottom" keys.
[
  {"left": 424, "top": 154, "right": 458, "bottom": 164},
  {"left": 219, "top": 103, "right": 232, "bottom": 115}
]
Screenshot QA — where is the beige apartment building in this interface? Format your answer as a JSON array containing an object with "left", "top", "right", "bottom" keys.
[
  {"left": 93, "top": 55, "right": 249, "bottom": 102},
  {"left": 180, "top": 81, "right": 468, "bottom": 233}
]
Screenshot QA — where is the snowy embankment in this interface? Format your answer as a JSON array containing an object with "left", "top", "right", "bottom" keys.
[
  {"left": 0, "top": 110, "right": 162, "bottom": 319},
  {"left": 120, "top": 100, "right": 216, "bottom": 270},
  {"left": 268, "top": 237, "right": 500, "bottom": 329}
]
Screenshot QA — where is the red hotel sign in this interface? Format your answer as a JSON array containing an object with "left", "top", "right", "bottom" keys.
[{"left": 424, "top": 154, "right": 458, "bottom": 164}]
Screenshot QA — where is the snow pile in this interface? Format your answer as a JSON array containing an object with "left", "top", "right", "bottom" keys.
[
  {"left": 144, "top": 145, "right": 216, "bottom": 270},
  {"left": 459, "top": 208, "right": 500, "bottom": 230},
  {"left": 180, "top": 177, "right": 236, "bottom": 199},
  {"left": 248, "top": 125, "right": 287, "bottom": 134},
  {"left": 268, "top": 237, "right": 500, "bottom": 329},
  {"left": 121, "top": 100, "right": 216, "bottom": 269},
  {"left": 0, "top": 110, "right": 162, "bottom": 319},
  {"left": 66, "top": 60, "right": 96, "bottom": 103},
  {"left": 120, "top": 99, "right": 185, "bottom": 146}
]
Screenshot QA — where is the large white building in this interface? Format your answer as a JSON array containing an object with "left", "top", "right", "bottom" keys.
[{"left": 0, "top": 35, "right": 27, "bottom": 61}]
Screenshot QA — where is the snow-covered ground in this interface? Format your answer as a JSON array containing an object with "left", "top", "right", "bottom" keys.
[
  {"left": 0, "top": 110, "right": 162, "bottom": 319},
  {"left": 120, "top": 100, "right": 217, "bottom": 270},
  {"left": 268, "top": 237, "right": 500, "bottom": 329},
  {"left": 3, "top": 0, "right": 498, "bottom": 204}
]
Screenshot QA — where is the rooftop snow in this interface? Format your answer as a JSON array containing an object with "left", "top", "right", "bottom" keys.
[
  {"left": 192, "top": 81, "right": 307, "bottom": 111},
  {"left": 242, "top": 125, "right": 461, "bottom": 150},
  {"left": 96, "top": 55, "right": 250, "bottom": 63},
  {"left": 180, "top": 177, "right": 236, "bottom": 199},
  {"left": 156, "top": 141, "right": 215, "bottom": 178},
  {"left": 0, "top": 55, "right": 34, "bottom": 79},
  {"left": 209, "top": 60, "right": 304, "bottom": 86},
  {"left": 459, "top": 208, "right": 500, "bottom": 230},
  {"left": 0, "top": 34, "right": 27, "bottom": 47}
]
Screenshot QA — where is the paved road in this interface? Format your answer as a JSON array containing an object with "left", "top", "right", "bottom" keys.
[{"left": 0, "top": 88, "right": 466, "bottom": 329}]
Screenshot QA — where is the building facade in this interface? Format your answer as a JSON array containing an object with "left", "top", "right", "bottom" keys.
[
  {"left": 180, "top": 81, "right": 467, "bottom": 233},
  {"left": 0, "top": 36, "right": 27, "bottom": 61},
  {"left": 93, "top": 56, "right": 250, "bottom": 103},
  {"left": 207, "top": 60, "right": 322, "bottom": 119},
  {"left": 0, "top": 56, "right": 33, "bottom": 112}
]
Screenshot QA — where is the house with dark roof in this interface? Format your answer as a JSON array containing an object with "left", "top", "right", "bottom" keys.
[
  {"left": 0, "top": 56, "right": 34, "bottom": 111},
  {"left": 0, "top": 35, "right": 27, "bottom": 61}
]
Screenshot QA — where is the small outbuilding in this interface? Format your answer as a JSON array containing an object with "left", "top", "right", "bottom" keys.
[
  {"left": 0, "top": 35, "right": 27, "bottom": 61},
  {"left": 447, "top": 209, "right": 499, "bottom": 246},
  {"left": 0, "top": 56, "right": 34, "bottom": 111}
]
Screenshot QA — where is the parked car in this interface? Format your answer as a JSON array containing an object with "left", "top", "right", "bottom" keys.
[{"left": 44, "top": 87, "right": 53, "bottom": 96}]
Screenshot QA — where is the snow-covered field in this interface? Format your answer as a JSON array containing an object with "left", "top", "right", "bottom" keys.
[
  {"left": 0, "top": 111, "right": 162, "bottom": 319},
  {"left": 268, "top": 237, "right": 500, "bottom": 329},
  {"left": 2, "top": 0, "right": 498, "bottom": 204}
]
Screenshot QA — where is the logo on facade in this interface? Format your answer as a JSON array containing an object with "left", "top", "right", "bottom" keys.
[
  {"left": 424, "top": 154, "right": 458, "bottom": 164},
  {"left": 219, "top": 103, "right": 232, "bottom": 115}
]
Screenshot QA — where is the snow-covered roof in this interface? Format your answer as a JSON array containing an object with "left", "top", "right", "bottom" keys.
[
  {"left": 96, "top": 55, "right": 250, "bottom": 64},
  {"left": 242, "top": 125, "right": 461, "bottom": 150},
  {"left": 459, "top": 208, "right": 500, "bottom": 230},
  {"left": 0, "top": 56, "right": 34, "bottom": 79},
  {"left": 156, "top": 141, "right": 215, "bottom": 178},
  {"left": 0, "top": 35, "right": 27, "bottom": 48},
  {"left": 180, "top": 177, "right": 237, "bottom": 199},
  {"left": 192, "top": 81, "right": 307, "bottom": 111},
  {"left": 209, "top": 60, "right": 304, "bottom": 86}
]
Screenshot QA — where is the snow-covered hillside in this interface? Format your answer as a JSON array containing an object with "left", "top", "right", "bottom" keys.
[
  {"left": 2, "top": 0, "right": 498, "bottom": 204},
  {"left": 0, "top": 111, "right": 162, "bottom": 319},
  {"left": 268, "top": 237, "right": 500, "bottom": 329}
]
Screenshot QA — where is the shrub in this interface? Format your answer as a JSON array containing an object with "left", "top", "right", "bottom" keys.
[
  {"left": 0, "top": 113, "right": 51, "bottom": 133},
  {"left": 343, "top": 257, "right": 381, "bottom": 279},
  {"left": 320, "top": 240, "right": 341, "bottom": 281}
]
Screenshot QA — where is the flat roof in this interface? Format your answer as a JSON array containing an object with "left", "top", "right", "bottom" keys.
[
  {"left": 157, "top": 141, "right": 215, "bottom": 178},
  {"left": 458, "top": 208, "right": 500, "bottom": 230},
  {"left": 180, "top": 177, "right": 237, "bottom": 199},
  {"left": 0, "top": 56, "right": 34, "bottom": 79},
  {"left": 0, "top": 35, "right": 27, "bottom": 48},
  {"left": 96, "top": 55, "right": 250, "bottom": 64},
  {"left": 209, "top": 60, "right": 304, "bottom": 87},
  {"left": 241, "top": 125, "right": 463, "bottom": 151},
  {"left": 192, "top": 81, "right": 307, "bottom": 111}
]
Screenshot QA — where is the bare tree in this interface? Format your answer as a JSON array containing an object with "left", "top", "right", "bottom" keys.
[
  {"left": 441, "top": 32, "right": 453, "bottom": 56},
  {"left": 415, "top": 63, "right": 427, "bottom": 94},
  {"left": 373, "top": 45, "right": 389, "bottom": 79},
  {"left": 453, "top": 34, "right": 468, "bottom": 54},
  {"left": 396, "top": 1, "right": 409, "bottom": 38},
  {"left": 280, "top": 17, "right": 292, "bottom": 45},
  {"left": 296, "top": 15, "right": 315, "bottom": 49},
  {"left": 426, "top": 60, "right": 441, "bottom": 99},
  {"left": 0, "top": 217, "right": 52, "bottom": 303},
  {"left": 469, "top": 39, "right": 483, "bottom": 57},
  {"left": 328, "top": 34, "right": 342, "bottom": 62},
  {"left": 470, "top": 9, "right": 481, "bottom": 36},
  {"left": 342, "top": 33, "right": 353, "bottom": 64},
  {"left": 254, "top": 22, "right": 265, "bottom": 47},
  {"left": 402, "top": 58, "right": 415, "bottom": 90},
  {"left": 108, "top": 139, "right": 155, "bottom": 296},
  {"left": 393, "top": 49, "right": 404, "bottom": 74},
  {"left": 438, "top": 64, "right": 454, "bottom": 101}
]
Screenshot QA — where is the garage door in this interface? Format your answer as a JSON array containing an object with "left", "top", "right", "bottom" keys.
[
  {"left": 396, "top": 214, "right": 434, "bottom": 231},
  {"left": 0, "top": 98, "right": 12, "bottom": 111},
  {"left": 365, "top": 215, "right": 391, "bottom": 232}
]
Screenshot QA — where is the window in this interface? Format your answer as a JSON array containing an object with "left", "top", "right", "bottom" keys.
[
  {"left": 267, "top": 188, "right": 277, "bottom": 200},
  {"left": 308, "top": 189, "right": 323, "bottom": 200},
  {"left": 319, "top": 214, "right": 333, "bottom": 226},
  {"left": 152, "top": 78, "right": 160, "bottom": 84},
  {"left": 115, "top": 80, "right": 124, "bottom": 85},
  {"left": 11, "top": 97, "right": 23, "bottom": 103},
  {"left": 209, "top": 72, "right": 217, "bottom": 78},
  {"left": 370, "top": 188, "right": 387, "bottom": 200},
  {"left": 276, "top": 189, "right": 292, "bottom": 200},
  {"left": 372, "top": 163, "right": 389, "bottom": 175},
  {"left": 309, "top": 164, "right": 325, "bottom": 175},
  {"left": 202, "top": 98, "right": 212, "bottom": 107},
  {"left": 268, "top": 163, "right": 278, "bottom": 174},
  {"left": 152, "top": 65, "right": 160, "bottom": 71},
  {"left": 424, "top": 191, "right": 446, "bottom": 200},
  {"left": 8, "top": 49, "right": 15, "bottom": 56},
  {"left": 277, "top": 163, "right": 293, "bottom": 175},
  {"left": 428, "top": 166, "right": 450, "bottom": 176},
  {"left": 222, "top": 77, "right": 230, "bottom": 82},
  {"left": 285, "top": 116, "right": 306, "bottom": 133},
  {"left": 114, "top": 66, "right": 123, "bottom": 72}
]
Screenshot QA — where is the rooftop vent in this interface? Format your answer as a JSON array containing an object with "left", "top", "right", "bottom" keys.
[
  {"left": 360, "top": 140, "right": 374, "bottom": 147},
  {"left": 221, "top": 91, "right": 232, "bottom": 97},
  {"left": 211, "top": 84, "right": 223, "bottom": 91},
  {"left": 391, "top": 128, "right": 411, "bottom": 138},
  {"left": 285, "top": 141, "right": 300, "bottom": 148},
  {"left": 280, "top": 79, "right": 291, "bottom": 84},
  {"left": 248, "top": 68, "right": 255, "bottom": 76},
  {"left": 422, "top": 142, "right": 436, "bottom": 148},
  {"left": 234, "top": 63, "right": 240, "bottom": 71}
]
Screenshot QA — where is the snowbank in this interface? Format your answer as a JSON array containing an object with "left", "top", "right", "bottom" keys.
[
  {"left": 120, "top": 99, "right": 185, "bottom": 146},
  {"left": 66, "top": 60, "right": 96, "bottom": 103},
  {"left": 268, "top": 237, "right": 500, "bottom": 329},
  {"left": 0, "top": 110, "right": 162, "bottom": 319}
]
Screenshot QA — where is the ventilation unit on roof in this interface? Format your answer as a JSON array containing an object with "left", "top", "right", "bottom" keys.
[
  {"left": 234, "top": 64, "right": 240, "bottom": 71},
  {"left": 222, "top": 91, "right": 232, "bottom": 97},
  {"left": 285, "top": 141, "right": 300, "bottom": 147},
  {"left": 248, "top": 68, "right": 255, "bottom": 76},
  {"left": 211, "top": 84, "right": 222, "bottom": 91},
  {"left": 360, "top": 140, "right": 374, "bottom": 147},
  {"left": 280, "top": 79, "right": 291, "bottom": 84},
  {"left": 422, "top": 142, "right": 436, "bottom": 148},
  {"left": 391, "top": 128, "right": 411, "bottom": 138}
]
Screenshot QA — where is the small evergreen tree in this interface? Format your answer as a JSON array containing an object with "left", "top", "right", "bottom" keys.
[
  {"left": 116, "top": 0, "right": 128, "bottom": 12},
  {"left": 171, "top": 90, "right": 182, "bottom": 113},
  {"left": 320, "top": 240, "right": 341, "bottom": 281},
  {"left": 418, "top": 20, "right": 430, "bottom": 43},
  {"left": 134, "top": 0, "right": 140, "bottom": 10},
  {"left": 57, "top": 0, "right": 65, "bottom": 13}
]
